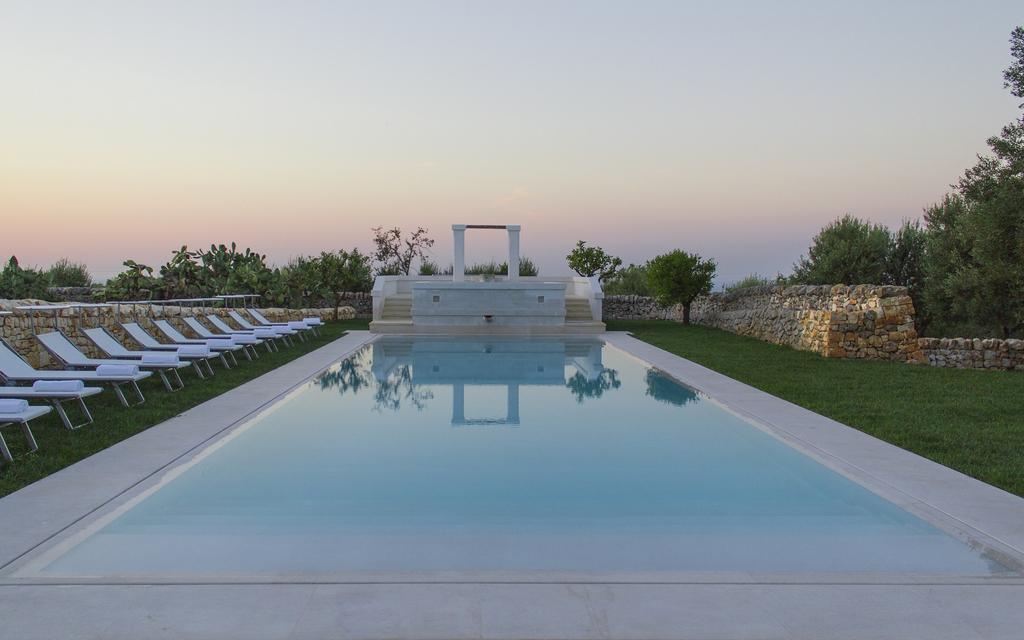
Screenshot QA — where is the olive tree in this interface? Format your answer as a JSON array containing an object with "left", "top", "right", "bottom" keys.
[
  {"left": 791, "top": 214, "right": 891, "bottom": 285},
  {"left": 566, "top": 241, "right": 622, "bottom": 281},
  {"left": 318, "top": 249, "right": 373, "bottom": 319},
  {"left": 645, "top": 250, "right": 716, "bottom": 325},
  {"left": 371, "top": 227, "right": 435, "bottom": 276}
]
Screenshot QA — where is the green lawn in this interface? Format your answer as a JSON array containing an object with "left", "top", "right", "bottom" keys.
[
  {"left": 608, "top": 320, "right": 1024, "bottom": 497},
  {"left": 0, "top": 320, "right": 368, "bottom": 498}
]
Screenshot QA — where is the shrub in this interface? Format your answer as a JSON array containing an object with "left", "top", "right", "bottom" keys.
[
  {"left": 724, "top": 273, "right": 775, "bottom": 293},
  {"left": 46, "top": 258, "right": 92, "bottom": 287},
  {"left": 0, "top": 256, "right": 51, "bottom": 300},
  {"left": 646, "top": 250, "right": 716, "bottom": 325},
  {"left": 792, "top": 214, "right": 891, "bottom": 285},
  {"left": 602, "top": 263, "right": 650, "bottom": 296}
]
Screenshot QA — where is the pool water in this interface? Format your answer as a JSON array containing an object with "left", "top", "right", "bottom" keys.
[{"left": 39, "top": 338, "right": 1004, "bottom": 576}]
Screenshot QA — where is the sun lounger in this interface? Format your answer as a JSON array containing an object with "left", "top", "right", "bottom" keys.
[
  {"left": 0, "top": 381, "right": 102, "bottom": 430},
  {"left": 151, "top": 320, "right": 246, "bottom": 368},
  {"left": 83, "top": 327, "right": 215, "bottom": 378},
  {"left": 228, "top": 311, "right": 298, "bottom": 345},
  {"left": 206, "top": 315, "right": 283, "bottom": 352},
  {"left": 0, "top": 338, "right": 151, "bottom": 408},
  {"left": 36, "top": 331, "right": 191, "bottom": 392},
  {"left": 122, "top": 322, "right": 234, "bottom": 369},
  {"left": 181, "top": 317, "right": 262, "bottom": 360},
  {"left": 247, "top": 308, "right": 321, "bottom": 337},
  {"left": 0, "top": 400, "right": 50, "bottom": 463}
]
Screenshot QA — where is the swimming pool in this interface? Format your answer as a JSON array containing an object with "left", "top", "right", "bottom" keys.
[{"left": 33, "top": 337, "right": 1006, "bottom": 577}]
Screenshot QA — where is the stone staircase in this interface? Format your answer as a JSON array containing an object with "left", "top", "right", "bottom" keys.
[
  {"left": 378, "top": 294, "right": 412, "bottom": 324},
  {"left": 565, "top": 296, "right": 593, "bottom": 322}
]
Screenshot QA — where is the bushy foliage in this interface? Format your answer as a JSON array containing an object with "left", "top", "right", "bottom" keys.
[
  {"left": 461, "top": 257, "right": 538, "bottom": 277},
  {"left": 602, "top": 263, "right": 650, "bottom": 296},
  {"left": 792, "top": 215, "right": 891, "bottom": 285},
  {"left": 724, "top": 273, "right": 776, "bottom": 293},
  {"left": 646, "top": 250, "right": 716, "bottom": 324},
  {"left": 46, "top": 258, "right": 92, "bottom": 287},
  {"left": 0, "top": 256, "right": 51, "bottom": 300},
  {"left": 566, "top": 241, "right": 622, "bottom": 281},
  {"left": 920, "top": 29, "right": 1024, "bottom": 338},
  {"left": 101, "top": 244, "right": 373, "bottom": 310}
]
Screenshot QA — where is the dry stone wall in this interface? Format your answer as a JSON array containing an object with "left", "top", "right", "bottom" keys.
[
  {"left": 604, "top": 285, "right": 926, "bottom": 364},
  {"left": 919, "top": 337, "right": 1024, "bottom": 371},
  {"left": 0, "top": 300, "right": 353, "bottom": 369}
]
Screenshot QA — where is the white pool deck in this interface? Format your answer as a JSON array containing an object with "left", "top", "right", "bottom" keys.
[{"left": 1, "top": 330, "right": 1023, "bottom": 639}]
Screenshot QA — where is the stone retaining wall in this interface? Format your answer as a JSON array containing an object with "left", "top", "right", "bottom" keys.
[
  {"left": 0, "top": 300, "right": 354, "bottom": 369},
  {"left": 604, "top": 285, "right": 926, "bottom": 364},
  {"left": 918, "top": 337, "right": 1024, "bottom": 371}
]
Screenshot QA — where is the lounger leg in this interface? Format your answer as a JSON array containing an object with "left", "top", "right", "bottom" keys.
[
  {"left": 74, "top": 396, "right": 94, "bottom": 427},
  {"left": 0, "top": 426, "right": 12, "bottom": 463},
  {"left": 158, "top": 369, "right": 172, "bottom": 392},
  {"left": 204, "top": 358, "right": 215, "bottom": 376},
  {"left": 241, "top": 345, "right": 254, "bottom": 361},
  {"left": 20, "top": 422, "right": 38, "bottom": 455},
  {"left": 112, "top": 382, "right": 128, "bottom": 407},
  {"left": 219, "top": 353, "right": 232, "bottom": 369},
  {"left": 49, "top": 397, "right": 94, "bottom": 430},
  {"left": 130, "top": 380, "right": 146, "bottom": 405},
  {"left": 170, "top": 368, "right": 185, "bottom": 391},
  {"left": 112, "top": 381, "right": 146, "bottom": 407},
  {"left": 192, "top": 360, "right": 207, "bottom": 380},
  {"left": 228, "top": 350, "right": 239, "bottom": 366}
]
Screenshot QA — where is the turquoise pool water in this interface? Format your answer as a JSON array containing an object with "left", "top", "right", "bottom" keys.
[{"left": 41, "top": 338, "right": 1003, "bottom": 576}]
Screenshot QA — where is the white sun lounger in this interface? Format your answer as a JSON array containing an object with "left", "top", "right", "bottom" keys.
[
  {"left": 246, "top": 308, "right": 321, "bottom": 337},
  {"left": 36, "top": 331, "right": 191, "bottom": 392},
  {"left": 228, "top": 311, "right": 298, "bottom": 345},
  {"left": 82, "top": 327, "right": 216, "bottom": 378},
  {"left": 0, "top": 382, "right": 102, "bottom": 430},
  {"left": 122, "top": 322, "right": 234, "bottom": 369},
  {"left": 0, "top": 401, "right": 50, "bottom": 463},
  {"left": 206, "top": 315, "right": 283, "bottom": 352},
  {"left": 0, "top": 338, "right": 151, "bottom": 408},
  {"left": 181, "top": 317, "right": 262, "bottom": 359},
  {"left": 151, "top": 320, "right": 246, "bottom": 368}
]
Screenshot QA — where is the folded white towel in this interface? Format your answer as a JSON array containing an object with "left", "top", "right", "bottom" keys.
[
  {"left": 32, "top": 380, "right": 85, "bottom": 392},
  {"left": 179, "top": 344, "right": 212, "bottom": 357},
  {"left": 96, "top": 364, "right": 139, "bottom": 377},
  {"left": 141, "top": 353, "right": 180, "bottom": 366},
  {"left": 303, "top": 317, "right": 324, "bottom": 325},
  {"left": 230, "top": 334, "right": 257, "bottom": 344},
  {"left": 287, "top": 321, "right": 307, "bottom": 330},
  {"left": 0, "top": 398, "right": 29, "bottom": 414},
  {"left": 253, "top": 328, "right": 277, "bottom": 337}
]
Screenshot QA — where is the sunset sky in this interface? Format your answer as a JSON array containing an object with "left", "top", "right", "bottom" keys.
[{"left": 2, "top": 1, "right": 1022, "bottom": 284}]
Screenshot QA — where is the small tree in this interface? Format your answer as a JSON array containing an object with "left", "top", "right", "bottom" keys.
[
  {"left": 318, "top": 249, "right": 373, "bottom": 319},
  {"left": 792, "top": 214, "right": 891, "bottom": 284},
  {"left": 645, "top": 250, "right": 716, "bottom": 325},
  {"left": 371, "top": 226, "right": 435, "bottom": 276},
  {"left": 566, "top": 241, "right": 622, "bottom": 281}
]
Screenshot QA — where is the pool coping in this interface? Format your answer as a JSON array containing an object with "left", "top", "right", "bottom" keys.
[{"left": 1, "top": 330, "right": 1023, "bottom": 639}]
